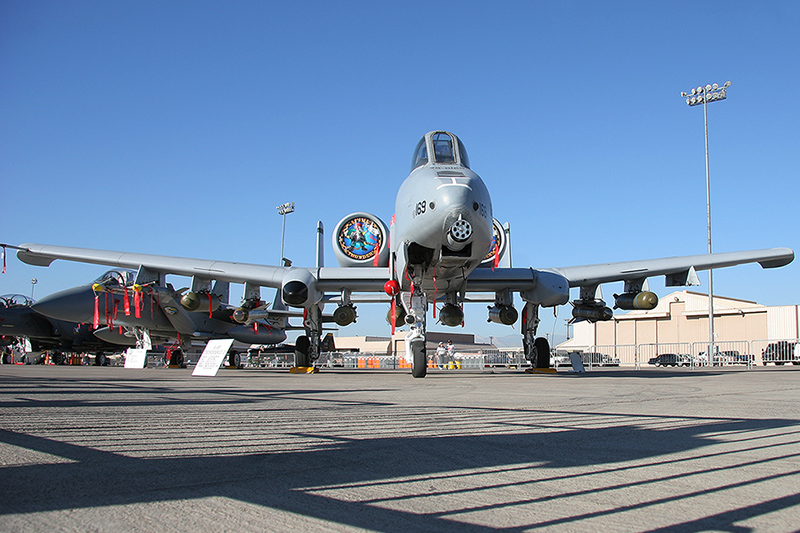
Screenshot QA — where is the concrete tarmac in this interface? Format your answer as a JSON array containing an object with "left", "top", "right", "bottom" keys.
[{"left": 1, "top": 364, "right": 800, "bottom": 532}]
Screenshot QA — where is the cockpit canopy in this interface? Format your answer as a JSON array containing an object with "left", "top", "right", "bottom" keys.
[
  {"left": 411, "top": 131, "right": 470, "bottom": 171},
  {"left": 0, "top": 294, "right": 35, "bottom": 307},
  {"left": 93, "top": 269, "right": 137, "bottom": 287}
]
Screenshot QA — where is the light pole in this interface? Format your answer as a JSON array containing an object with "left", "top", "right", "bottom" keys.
[
  {"left": 276, "top": 202, "right": 295, "bottom": 265},
  {"left": 681, "top": 80, "right": 731, "bottom": 364},
  {"left": 30, "top": 278, "right": 38, "bottom": 299}
]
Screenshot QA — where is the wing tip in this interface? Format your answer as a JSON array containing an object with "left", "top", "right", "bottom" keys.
[{"left": 758, "top": 248, "right": 795, "bottom": 269}]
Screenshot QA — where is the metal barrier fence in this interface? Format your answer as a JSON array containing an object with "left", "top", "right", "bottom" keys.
[
  {"left": 164, "top": 339, "right": 800, "bottom": 371},
  {"left": 562, "top": 339, "right": 800, "bottom": 370}
]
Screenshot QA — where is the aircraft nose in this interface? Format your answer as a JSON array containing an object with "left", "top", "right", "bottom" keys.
[{"left": 33, "top": 285, "right": 97, "bottom": 323}]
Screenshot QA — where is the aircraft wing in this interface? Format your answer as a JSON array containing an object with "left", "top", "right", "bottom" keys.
[
  {"left": 15, "top": 243, "right": 289, "bottom": 287},
  {"left": 11, "top": 243, "right": 794, "bottom": 304},
  {"left": 12, "top": 243, "right": 389, "bottom": 292},
  {"left": 550, "top": 247, "right": 794, "bottom": 288}
]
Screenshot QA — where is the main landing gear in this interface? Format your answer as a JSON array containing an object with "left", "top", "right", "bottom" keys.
[
  {"left": 522, "top": 302, "right": 552, "bottom": 369},
  {"left": 293, "top": 305, "right": 322, "bottom": 372}
]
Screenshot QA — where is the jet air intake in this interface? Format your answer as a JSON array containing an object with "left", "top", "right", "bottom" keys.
[{"left": 280, "top": 269, "right": 320, "bottom": 307}]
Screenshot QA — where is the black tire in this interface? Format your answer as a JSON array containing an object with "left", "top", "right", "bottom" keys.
[
  {"left": 170, "top": 350, "right": 185, "bottom": 368},
  {"left": 410, "top": 338, "right": 427, "bottom": 378},
  {"left": 295, "top": 335, "right": 311, "bottom": 368},
  {"left": 2, "top": 353, "right": 12, "bottom": 365},
  {"left": 95, "top": 353, "right": 107, "bottom": 366},
  {"left": 534, "top": 337, "right": 550, "bottom": 368},
  {"left": 53, "top": 352, "right": 65, "bottom": 365}
]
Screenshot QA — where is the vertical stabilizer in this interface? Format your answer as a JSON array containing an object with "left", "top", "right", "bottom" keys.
[{"left": 501, "top": 222, "right": 512, "bottom": 268}]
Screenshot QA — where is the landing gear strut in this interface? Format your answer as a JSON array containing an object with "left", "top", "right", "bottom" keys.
[
  {"left": 522, "top": 302, "right": 551, "bottom": 368},
  {"left": 294, "top": 304, "right": 322, "bottom": 370},
  {"left": 404, "top": 281, "right": 428, "bottom": 378}
]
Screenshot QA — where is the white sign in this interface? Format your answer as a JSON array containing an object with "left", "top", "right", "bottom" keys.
[
  {"left": 124, "top": 348, "right": 148, "bottom": 369},
  {"left": 192, "top": 339, "right": 235, "bottom": 377}
]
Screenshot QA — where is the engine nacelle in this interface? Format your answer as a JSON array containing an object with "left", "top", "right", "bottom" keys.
[
  {"left": 332, "top": 304, "right": 357, "bottom": 326},
  {"left": 180, "top": 291, "right": 221, "bottom": 312},
  {"left": 487, "top": 305, "right": 518, "bottom": 325},
  {"left": 332, "top": 212, "right": 389, "bottom": 267},
  {"left": 281, "top": 269, "right": 320, "bottom": 308},
  {"left": 572, "top": 304, "right": 613, "bottom": 322},
  {"left": 438, "top": 303, "right": 464, "bottom": 327},
  {"left": 614, "top": 291, "right": 658, "bottom": 310}
]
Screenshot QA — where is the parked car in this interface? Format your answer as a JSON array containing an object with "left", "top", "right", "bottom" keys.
[
  {"left": 648, "top": 353, "right": 691, "bottom": 367},
  {"left": 762, "top": 341, "right": 800, "bottom": 366}
]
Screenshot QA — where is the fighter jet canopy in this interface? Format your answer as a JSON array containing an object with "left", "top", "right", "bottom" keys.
[
  {"left": 411, "top": 131, "right": 470, "bottom": 171},
  {"left": 92, "top": 269, "right": 136, "bottom": 287},
  {"left": 0, "top": 294, "right": 35, "bottom": 307}
]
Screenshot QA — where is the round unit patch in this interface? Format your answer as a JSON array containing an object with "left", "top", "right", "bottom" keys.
[
  {"left": 483, "top": 219, "right": 504, "bottom": 262},
  {"left": 337, "top": 216, "right": 384, "bottom": 261}
]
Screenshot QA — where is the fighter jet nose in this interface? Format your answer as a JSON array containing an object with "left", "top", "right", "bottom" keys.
[{"left": 33, "top": 285, "right": 97, "bottom": 323}]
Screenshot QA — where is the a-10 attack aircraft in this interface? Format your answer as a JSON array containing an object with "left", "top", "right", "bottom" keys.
[{"left": 8, "top": 131, "right": 795, "bottom": 377}]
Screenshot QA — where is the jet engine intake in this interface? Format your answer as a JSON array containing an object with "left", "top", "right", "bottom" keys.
[
  {"left": 438, "top": 303, "right": 464, "bottom": 327},
  {"left": 332, "top": 212, "right": 389, "bottom": 267},
  {"left": 487, "top": 305, "right": 518, "bottom": 325},
  {"left": 281, "top": 270, "right": 320, "bottom": 308},
  {"left": 614, "top": 291, "right": 658, "bottom": 310},
  {"left": 180, "top": 291, "right": 221, "bottom": 312}
]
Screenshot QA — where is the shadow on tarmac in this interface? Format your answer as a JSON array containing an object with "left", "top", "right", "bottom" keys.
[{"left": 1, "top": 370, "right": 800, "bottom": 531}]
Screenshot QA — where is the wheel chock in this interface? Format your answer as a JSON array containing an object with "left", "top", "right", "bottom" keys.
[
  {"left": 290, "top": 366, "right": 318, "bottom": 374},
  {"left": 525, "top": 367, "right": 558, "bottom": 374}
]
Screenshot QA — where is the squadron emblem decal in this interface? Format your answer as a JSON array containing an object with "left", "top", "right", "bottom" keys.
[
  {"left": 337, "top": 217, "right": 383, "bottom": 261},
  {"left": 483, "top": 220, "right": 503, "bottom": 262}
]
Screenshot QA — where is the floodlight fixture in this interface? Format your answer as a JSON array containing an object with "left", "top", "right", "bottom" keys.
[{"left": 276, "top": 202, "right": 295, "bottom": 263}]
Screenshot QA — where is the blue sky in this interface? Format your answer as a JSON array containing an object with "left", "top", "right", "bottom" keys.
[{"left": 2, "top": 1, "right": 798, "bottom": 344}]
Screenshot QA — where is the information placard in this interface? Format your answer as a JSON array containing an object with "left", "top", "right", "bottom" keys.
[
  {"left": 192, "top": 339, "right": 235, "bottom": 377},
  {"left": 124, "top": 348, "right": 148, "bottom": 369}
]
